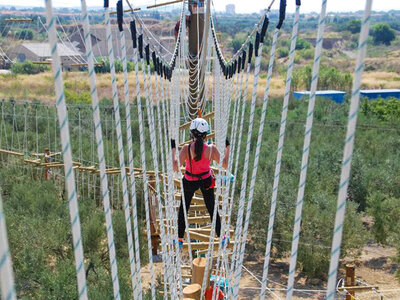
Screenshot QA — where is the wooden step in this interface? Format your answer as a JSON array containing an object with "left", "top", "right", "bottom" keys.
[
  {"left": 158, "top": 215, "right": 229, "bottom": 226},
  {"left": 182, "top": 240, "right": 235, "bottom": 250}
]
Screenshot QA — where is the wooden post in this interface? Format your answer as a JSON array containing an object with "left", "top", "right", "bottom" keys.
[
  {"left": 148, "top": 180, "right": 159, "bottom": 255},
  {"left": 183, "top": 283, "right": 201, "bottom": 300},
  {"left": 345, "top": 264, "right": 355, "bottom": 300},
  {"left": 192, "top": 257, "right": 210, "bottom": 287}
]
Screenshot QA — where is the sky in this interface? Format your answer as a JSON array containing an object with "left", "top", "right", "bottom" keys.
[{"left": 0, "top": 0, "right": 399, "bottom": 14}]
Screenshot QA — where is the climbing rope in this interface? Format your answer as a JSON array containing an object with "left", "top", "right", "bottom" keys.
[
  {"left": 44, "top": 0, "right": 88, "bottom": 298},
  {"left": 104, "top": 3, "right": 138, "bottom": 298},
  {"left": 119, "top": 15, "right": 142, "bottom": 300},
  {"left": 0, "top": 189, "right": 17, "bottom": 300},
  {"left": 80, "top": 0, "right": 121, "bottom": 298},
  {"left": 326, "top": 0, "right": 373, "bottom": 298}
]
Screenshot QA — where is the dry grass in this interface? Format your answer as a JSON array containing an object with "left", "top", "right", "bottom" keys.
[
  {"left": 1, "top": 68, "right": 399, "bottom": 104},
  {"left": 362, "top": 71, "right": 400, "bottom": 89}
]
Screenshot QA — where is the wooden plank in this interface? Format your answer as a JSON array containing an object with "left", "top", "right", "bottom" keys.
[
  {"left": 0, "top": 149, "right": 24, "bottom": 157},
  {"left": 24, "top": 159, "right": 41, "bottom": 165},
  {"left": 109, "top": 7, "right": 141, "bottom": 15},
  {"left": 182, "top": 241, "right": 234, "bottom": 250},
  {"left": 338, "top": 286, "right": 379, "bottom": 292},
  {"left": 147, "top": 0, "right": 183, "bottom": 9}
]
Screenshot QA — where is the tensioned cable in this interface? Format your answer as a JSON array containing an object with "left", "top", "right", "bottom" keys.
[
  {"left": 259, "top": 0, "right": 301, "bottom": 297},
  {"left": 44, "top": 0, "right": 88, "bottom": 299},
  {"left": 0, "top": 188, "right": 17, "bottom": 300},
  {"left": 80, "top": 0, "right": 121, "bottom": 298},
  {"left": 228, "top": 13, "right": 272, "bottom": 299},
  {"left": 234, "top": 3, "right": 286, "bottom": 297},
  {"left": 135, "top": 30, "right": 157, "bottom": 300},
  {"left": 142, "top": 40, "right": 170, "bottom": 298},
  {"left": 326, "top": 0, "right": 373, "bottom": 298},
  {"left": 38, "top": 16, "right": 83, "bottom": 65},
  {"left": 56, "top": 15, "right": 87, "bottom": 64},
  {"left": 119, "top": 15, "right": 142, "bottom": 300},
  {"left": 104, "top": 2, "right": 137, "bottom": 298}
]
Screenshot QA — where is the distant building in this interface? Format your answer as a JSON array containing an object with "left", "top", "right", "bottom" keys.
[
  {"left": 8, "top": 42, "right": 81, "bottom": 70},
  {"left": 226, "top": 4, "right": 235, "bottom": 15},
  {"left": 68, "top": 22, "right": 174, "bottom": 61}
]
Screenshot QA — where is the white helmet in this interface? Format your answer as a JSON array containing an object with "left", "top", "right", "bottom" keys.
[{"left": 190, "top": 118, "right": 209, "bottom": 134}]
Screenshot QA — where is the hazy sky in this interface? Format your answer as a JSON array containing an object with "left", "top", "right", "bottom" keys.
[{"left": 0, "top": 0, "right": 399, "bottom": 14}]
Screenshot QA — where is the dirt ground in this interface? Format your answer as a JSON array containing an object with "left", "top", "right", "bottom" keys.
[
  {"left": 139, "top": 244, "right": 399, "bottom": 299},
  {"left": 238, "top": 244, "right": 400, "bottom": 300}
]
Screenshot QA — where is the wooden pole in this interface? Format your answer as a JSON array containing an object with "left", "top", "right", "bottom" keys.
[
  {"left": 183, "top": 283, "right": 201, "bottom": 300},
  {"left": 147, "top": 0, "right": 183, "bottom": 9},
  {"left": 345, "top": 264, "right": 355, "bottom": 300}
]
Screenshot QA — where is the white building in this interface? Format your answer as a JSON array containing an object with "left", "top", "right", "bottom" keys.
[{"left": 226, "top": 4, "right": 235, "bottom": 15}]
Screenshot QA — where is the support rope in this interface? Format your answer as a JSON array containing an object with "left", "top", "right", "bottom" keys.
[{"left": 326, "top": 1, "right": 373, "bottom": 298}]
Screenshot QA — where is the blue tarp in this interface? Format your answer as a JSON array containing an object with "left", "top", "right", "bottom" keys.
[
  {"left": 293, "top": 90, "right": 347, "bottom": 103},
  {"left": 360, "top": 89, "right": 400, "bottom": 99}
]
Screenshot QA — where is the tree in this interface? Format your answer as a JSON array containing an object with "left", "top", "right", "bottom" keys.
[
  {"left": 17, "top": 29, "right": 34, "bottom": 40},
  {"left": 370, "top": 23, "right": 396, "bottom": 45},
  {"left": 344, "top": 19, "right": 361, "bottom": 34}
]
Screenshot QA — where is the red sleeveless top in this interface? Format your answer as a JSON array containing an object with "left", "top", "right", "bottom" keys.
[{"left": 184, "top": 143, "right": 212, "bottom": 181}]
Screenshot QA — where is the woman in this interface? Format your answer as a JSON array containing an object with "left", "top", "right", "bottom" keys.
[{"left": 171, "top": 118, "right": 230, "bottom": 248}]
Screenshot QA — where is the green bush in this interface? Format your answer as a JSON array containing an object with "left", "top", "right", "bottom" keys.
[
  {"left": 64, "top": 89, "right": 91, "bottom": 104},
  {"left": 10, "top": 60, "right": 48, "bottom": 75},
  {"left": 370, "top": 23, "right": 396, "bottom": 45},
  {"left": 296, "top": 38, "right": 311, "bottom": 50},
  {"left": 362, "top": 98, "right": 400, "bottom": 121},
  {"left": 277, "top": 47, "right": 289, "bottom": 58}
]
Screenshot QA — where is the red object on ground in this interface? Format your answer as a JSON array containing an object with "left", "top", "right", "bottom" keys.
[{"left": 204, "top": 286, "right": 224, "bottom": 300}]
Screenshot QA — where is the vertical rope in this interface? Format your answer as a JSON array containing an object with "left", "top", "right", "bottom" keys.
[
  {"left": 0, "top": 189, "right": 16, "bottom": 300},
  {"left": 44, "top": 1, "right": 88, "bottom": 299},
  {"left": 120, "top": 28, "right": 142, "bottom": 300},
  {"left": 161, "top": 75, "right": 184, "bottom": 298},
  {"left": 226, "top": 60, "right": 251, "bottom": 288},
  {"left": 326, "top": 1, "right": 373, "bottom": 299},
  {"left": 104, "top": 6, "right": 137, "bottom": 298},
  {"left": 234, "top": 28, "right": 280, "bottom": 300},
  {"left": 136, "top": 44, "right": 156, "bottom": 300},
  {"left": 144, "top": 59, "right": 169, "bottom": 299},
  {"left": 284, "top": 3, "right": 324, "bottom": 299},
  {"left": 260, "top": 7, "right": 305, "bottom": 300},
  {"left": 229, "top": 40, "right": 265, "bottom": 299},
  {"left": 80, "top": 0, "right": 121, "bottom": 298}
]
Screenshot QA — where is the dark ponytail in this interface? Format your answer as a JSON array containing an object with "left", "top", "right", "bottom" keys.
[
  {"left": 191, "top": 130, "right": 205, "bottom": 161},
  {"left": 194, "top": 136, "right": 204, "bottom": 161}
]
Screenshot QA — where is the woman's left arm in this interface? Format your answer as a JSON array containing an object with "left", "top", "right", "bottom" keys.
[{"left": 222, "top": 145, "right": 230, "bottom": 169}]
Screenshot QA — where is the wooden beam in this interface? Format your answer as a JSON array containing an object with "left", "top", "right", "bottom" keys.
[
  {"left": 109, "top": 7, "right": 141, "bottom": 15},
  {"left": 338, "top": 286, "right": 379, "bottom": 292},
  {"left": 147, "top": 0, "right": 183, "bottom": 9},
  {"left": 179, "top": 111, "right": 214, "bottom": 130},
  {"left": 4, "top": 18, "right": 33, "bottom": 23},
  {"left": 0, "top": 149, "right": 24, "bottom": 157},
  {"left": 32, "top": 61, "right": 52, "bottom": 65},
  {"left": 70, "top": 62, "right": 105, "bottom": 67}
]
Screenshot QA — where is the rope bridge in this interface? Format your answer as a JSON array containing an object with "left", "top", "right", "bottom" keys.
[{"left": 0, "top": 0, "right": 375, "bottom": 299}]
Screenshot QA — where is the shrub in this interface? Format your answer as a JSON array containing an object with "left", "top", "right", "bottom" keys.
[
  {"left": 370, "top": 23, "right": 396, "bottom": 45},
  {"left": 10, "top": 60, "right": 48, "bottom": 75},
  {"left": 277, "top": 47, "right": 289, "bottom": 58},
  {"left": 296, "top": 38, "right": 311, "bottom": 50}
]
